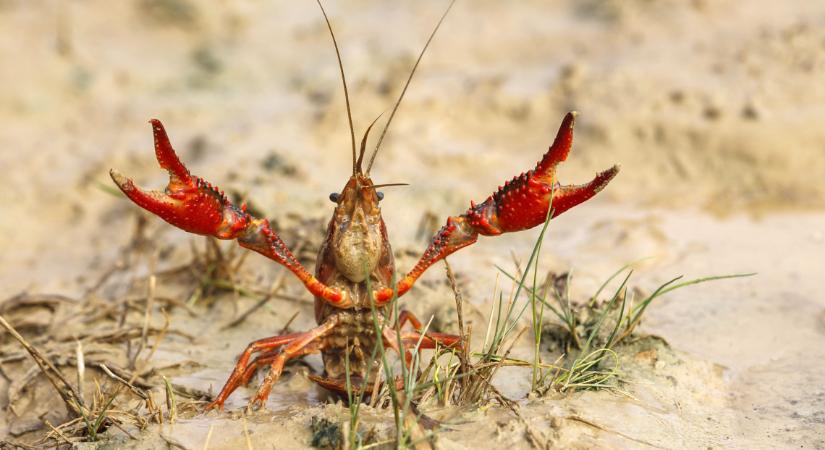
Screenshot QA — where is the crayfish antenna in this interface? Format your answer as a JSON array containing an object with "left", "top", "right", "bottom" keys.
[
  {"left": 316, "top": 0, "right": 357, "bottom": 175},
  {"left": 366, "top": 0, "right": 456, "bottom": 175},
  {"left": 356, "top": 113, "right": 384, "bottom": 173}
]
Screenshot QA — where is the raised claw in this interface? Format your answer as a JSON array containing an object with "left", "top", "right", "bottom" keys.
[
  {"left": 374, "top": 112, "right": 619, "bottom": 304},
  {"left": 110, "top": 120, "right": 250, "bottom": 239},
  {"left": 111, "top": 119, "right": 349, "bottom": 306},
  {"left": 465, "top": 112, "right": 619, "bottom": 235}
]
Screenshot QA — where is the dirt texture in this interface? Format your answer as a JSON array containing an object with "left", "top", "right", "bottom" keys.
[{"left": 1, "top": 1, "right": 824, "bottom": 449}]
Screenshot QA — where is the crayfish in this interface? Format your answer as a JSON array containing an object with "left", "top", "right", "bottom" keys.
[{"left": 109, "top": 3, "right": 619, "bottom": 411}]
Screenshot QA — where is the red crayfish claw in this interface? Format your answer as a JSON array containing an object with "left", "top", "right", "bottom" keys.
[
  {"left": 373, "top": 111, "right": 620, "bottom": 304},
  {"left": 110, "top": 119, "right": 250, "bottom": 239}
]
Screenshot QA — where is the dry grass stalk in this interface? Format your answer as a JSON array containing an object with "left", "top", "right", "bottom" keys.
[
  {"left": 75, "top": 341, "right": 85, "bottom": 405},
  {"left": 0, "top": 314, "right": 84, "bottom": 414},
  {"left": 131, "top": 274, "right": 157, "bottom": 369},
  {"left": 443, "top": 260, "right": 471, "bottom": 398},
  {"left": 163, "top": 376, "right": 178, "bottom": 424},
  {"left": 202, "top": 424, "right": 215, "bottom": 450},
  {"left": 242, "top": 416, "right": 254, "bottom": 450}
]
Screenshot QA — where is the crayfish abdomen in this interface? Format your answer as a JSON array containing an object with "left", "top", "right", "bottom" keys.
[{"left": 314, "top": 308, "right": 386, "bottom": 386}]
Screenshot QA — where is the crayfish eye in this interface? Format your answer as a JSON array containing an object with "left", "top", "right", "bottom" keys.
[
  {"left": 329, "top": 192, "right": 340, "bottom": 203},
  {"left": 376, "top": 191, "right": 384, "bottom": 201}
]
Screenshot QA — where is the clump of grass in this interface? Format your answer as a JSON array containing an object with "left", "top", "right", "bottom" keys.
[
  {"left": 498, "top": 249, "right": 755, "bottom": 395},
  {"left": 413, "top": 204, "right": 752, "bottom": 409},
  {"left": 334, "top": 214, "right": 556, "bottom": 446},
  {"left": 74, "top": 385, "right": 122, "bottom": 441},
  {"left": 447, "top": 209, "right": 557, "bottom": 406}
]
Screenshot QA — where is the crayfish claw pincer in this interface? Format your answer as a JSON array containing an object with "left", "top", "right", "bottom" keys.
[
  {"left": 109, "top": 120, "right": 251, "bottom": 239},
  {"left": 466, "top": 111, "right": 619, "bottom": 235},
  {"left": 373, "top": 112, "right": 619, "bottom": 306},
  {"left": 111, "top": 119, "right": 347, "bottom": 306}
]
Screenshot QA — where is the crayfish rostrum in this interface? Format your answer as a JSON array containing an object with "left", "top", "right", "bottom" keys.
[{"left": 109, "top": 4, "right": 619, "bottom": 411}]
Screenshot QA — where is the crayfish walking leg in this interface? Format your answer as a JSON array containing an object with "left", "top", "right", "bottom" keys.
[
  {"left": 383, "top": 310, "right": 461, "bottom": 367},
  {"left": 205, "top": 319, "right": 337, "bottom": 411}
]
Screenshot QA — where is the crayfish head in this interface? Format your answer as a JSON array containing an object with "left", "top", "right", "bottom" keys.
[{"left": 327, "top": 174, "right": 387, "bottom": 283}]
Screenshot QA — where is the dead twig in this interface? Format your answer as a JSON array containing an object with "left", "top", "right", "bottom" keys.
[
  {"left": 84, "top": 260, "right": 126, "bottom": 297},
  {"left": 242, "top": 417, "right": 254, "bottom": 450},
  {"left": 71, "top": 324, "right": 195, "bottom": 344},
  {"left": 0, "top": 438, "right": 41, "bottom": 449},
  {"left": 444, "top": 260, "right": 470, "bottom": 397},
  {"left": 44, "top": 419, "right": 74, "bottom": 446},
  {"left": 0, "top": 293, "right": 77, "bottom": 314},
  {"left": 131, "top": 274, "right": 157, "bottom": 369},
  {"left": 0, "top": 314, "right": 84, "bottom": 414},
  {"left": 140, "top": 307, "right": 171, "bottom": 369},
  {"left": 170, "top": 382, "right": 212, "bottom": 400},
  {"left": 160, "top": 433, "right": 191, "bottom": 450},
  {"left": 565, "top": 415, "right": 662, "bottom": 448},
  {"left": 109, "top": 420, "right": 138, "bottom": 441},
  {"left": 202, "top": 424, "right": 215, "bottom": 450},
  {"left": 99, "top": 363, "right": 149, "bottom": 400},
  {"left": 278, "top": 311, "right": 300, "bottom": 335},
  {"left": 75, "top": 341, "right": 85, "bottom": 405}
]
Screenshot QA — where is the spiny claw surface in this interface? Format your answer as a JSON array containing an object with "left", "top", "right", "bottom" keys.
[
  {"left": 110, "top": 120, "right": 250, "bottom": 239},
  {"left": 111, "top": 119, "right": 349, "bottom": 307},
  {"left": 465, "top": 112, "right": 619, "bottom": 235},
  {"left": 376, "top": 112, "right": 619, "bottom": 303}
]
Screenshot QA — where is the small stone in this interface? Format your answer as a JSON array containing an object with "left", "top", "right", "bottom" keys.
[
  {"left": 669, "top": 90, "right": 685, "bottom": 104},
  {"left": 703, "top": 105, "right": 722, "bottom": 120},
  {"left": 741, "top": 101, "right": 760, "bottom": 120},
  {"left": 655, "top": 360, "right": 666, "bottom": 370}
]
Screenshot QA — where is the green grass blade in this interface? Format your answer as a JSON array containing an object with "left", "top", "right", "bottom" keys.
[
  {"left": 657, "top": 272, "right": 756, "bottom": 297},
  {"left": 588, "top": 257, "right": 652, "bottom": 306},
  {"left": 582, "top": 270, "right": 633, "bottom": 352}
]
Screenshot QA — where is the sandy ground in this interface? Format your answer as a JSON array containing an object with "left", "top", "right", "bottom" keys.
[{"left": 1, "top": 0, "right": 824, "bottom": 448}]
